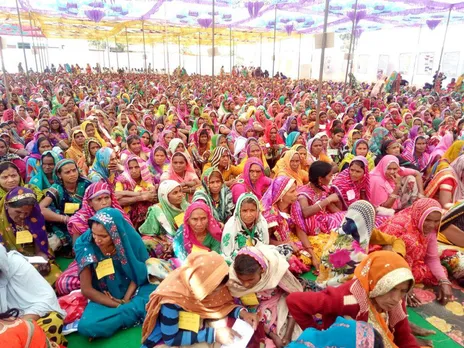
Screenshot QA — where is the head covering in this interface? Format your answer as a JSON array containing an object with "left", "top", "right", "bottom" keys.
[
  {"left": 436, "top": 140, "right": 464, "bottom": 172},
  {"left": 88, "top": 147, "right": 113, "bottom": 181},
  {"left": 148, "top": 145, "right": 169, "bottom": 185},
  {"left": 332, "top": 156, "right": 370, "bottom": 207},
  {"left": 116, "top": 155, "right": 153, "bottom": 191},
  {"left": 165, "top": 152, "right": 198, "bottom": 183},
  {"left": 80, "top": 120, "right": 105, "bottom": 146},
  {"left": 29, "top": 150, "right": 61, "bottom": 190},
  {"left": 285, "top": 131, "right": 302, "bottom": 148},
  {"left": 210, "top": 146, "right": 230, "bottom": 169},
  {"left": 142, "top": 252, "right": 236, "bottom": 342},
  {"left": 82, "top": 137, "right": 101, "bottom": 167},
  {"left": 235, "top": 157, "right": 271, "bottom": 201},
  {"left": 273, "top": 149, "right": 308, "bottom": 186},
  {"left": 368, "top": 127, "right": 389, "bottom": 155},
  {"left": 264, "top": 123, "right": 284, "bottom": 145},
  {"left": 369, "top": 155, "right": 406, "bottom": 207}
]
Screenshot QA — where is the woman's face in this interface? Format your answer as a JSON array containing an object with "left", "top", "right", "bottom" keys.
[
  {"left": 290, "top": 119, "right": 297, "bottom": 129},
  {"left": 42, "top": 155, "right": 55, "bottom": 175},
  {"left": 58, "top": 163, "right": 78, "bottom": 184},
  {"left": 92, "top": 222, "right": 113, "bottom": 251},
  {"left": 297, "top": 147, "right": 307, "bottom": 163},
  {"left": 51, "top": 120, "right": 60, "bottom": 130},
  {"left": 208, "top": 173, "right": 223, "bottom": 195},
  {"left": 413, "top": 120, "right": 422, "bottom": 127},
  {"left": 199, "top": 133, "right": 208, "bottom": 145},
  {"left": 17, "top": 107, "right": 26, "bottom": 117},
  {"left": 372, "top": 280, "right": 411, "bottom": 313},
  {"left": 219, "top": 153, "right": 230, "bottom": 168},
  {"left": 269, "top": 127, "right": 277, "bottom": 141},
  {"left": 75, "top": 132, "right": 85, "bottom": 147},
  {"left": 345, "top": 120, "right": 355, "bottom": 129},
  {"left": 141, "top": 132, "right": 150, "bottom": 146},
  {"left": 386, "top": 163, "right": 399, "bottom": 179},
  {"left": 39, "top": 127, "right": 50, "bottom": 138},
  {"left": 188, "top": 208, "right": 209, "bottom": 235},
  {"left": 362, "top": 107, "right": 367, "bottom": 116},
  {"left": 295, "top": 135, "right": 305, "bottom": 146},
  {"left": 172, "top": 155, "right": 187, "bottom": 174},
  {"left": 290, "top": 154, "right": 301, "bottom": 171},
  {"left": 129, "top": 125, "right": 138, "bottom": 136},
  {"left": 249, "top": 144, "right": 261, "bottom": 159},
  {"left": 422, "top": 211, "right": 442, "bottom": 235},
  {"left": 311, "top": 139, "right": 323, "bottom": 157},
  {"left": 386, "top": 142, "right": 401, "bottom": 156},
  {"left": 168, "top": 186, "right": 184, "bottom": 206},
  {"left": 0, "top": 141, "right": 7, "bottom": 156},
  {"left": 240, "top": 201, "right": 258, "bottom": 227},
  {"left": 89, "top": 142, "right": 101, "bottom": 157},
  {"left": 320, "top": 171, "right": 333, "bottom": 186},
  {"left": 351, "top": 132, "right": 361, "bottom": 143},
  {"left": 121, "top": 115, "right": 128, "bottom": 126},
  {"left": 319, "top": 114, "right": 327, "bottom": 124},
  {"left": 349, "top": 163, "right": 364, "bottom": 182},
  {"left": 85, "top": 124, "right": 95, "bottom": 137},
  {"left": 0, "top": 167, "right": 20, "bottom": 191},
  {"left": 164, "top": 132, "right": 174, "bottom": 145},
  {"left": 89, "top": 194, "right": 112, "bottom": 211},
  {"left": 38, "top": 140, "right": 52, "bottom": 154},
  {"left": 367, "top": 115, "right": 376, "bottom": 125},
  {"left": 355, "top": 143, "right": 368, "bottom": 157},
  {"left": 129, "top": 139, "right": 142, "bottom": 154},
  {"left": 249, "top": 164, "right": 262, "bottom": 184},
  {"left": 385, "top": 120, "right": 394, "bottom": 131},
  {"left": 405, "top": 114, "right": 413, "bottom": 123},
  {"left": 347, "top": 108, "right": 355, "bottom": 117},
  {"left": 282, "top": 183, "right": 298, "bottom": 204},
  {"left": 415, "top": 138, "right": 427, "bottom": 154},
  {"left": 128, "top": 159, "right": 141, "bottom": 180},
  {"left": 237, "top": 269, "right": 262, "bottom": 289},
  {"left": 175, "top": 143, "right": 185, "bottom": 153},
  {"left": 145, "top": 118, "right": 153, "bottom": 127},
  {"left": 7, "top": 204, "right": 33, "bottom": 225},
  {"left": 301, "top": 115, "right": 308, "bottom": 125},
  {"left": 235, "top": 121, "right": 244, "bottom": 134},
  {"left": 154, "top": 150, "right": 167, "bottom": 165},
  {"left": 446, "top": 117, "right": 455, "bottom": 127}
]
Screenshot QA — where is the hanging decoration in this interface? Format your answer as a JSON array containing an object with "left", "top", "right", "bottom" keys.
[
  {"left": 426, "top": 19, "right": 441, "bottom": 30},
  {"left": 245, "top": 1, "right": 264, "bottom": 19}
]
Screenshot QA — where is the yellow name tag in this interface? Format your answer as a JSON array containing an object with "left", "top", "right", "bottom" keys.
[
  {"left": 178, "top": 311, "right": 200, "bottom": 333},
  {"left": 162, "top": 164, "right": 169, "bottom": 172},
  {"left": 191, "top": 245, "right": 208, "bottom": 254},
  {"left": 16, "top": 230, "right": 33, "bottom": 244},
  {"left": 64, "top": 203, "right": 80, "bottom": 214},
  {"left": 246, "top": 238, "right": 254, "bottom": 247},
  {"left": 174, "top": 213, "right": 185, "bottom": 227},
  {"left": 95, "top": 258, "right": 115, "bottom": 280},
  {"left": 240, "top": 293, "right": 259, "bottom": 306}
]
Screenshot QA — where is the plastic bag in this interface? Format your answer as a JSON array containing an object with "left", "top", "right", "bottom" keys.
[{"left": 58, "top": 290, "right": 88, "bottom": 324}]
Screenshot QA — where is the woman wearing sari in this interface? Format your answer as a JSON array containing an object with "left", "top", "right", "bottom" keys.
[
  {"left": 237, "top": 140, "right": 271, "bottom": 176},
  {"left": 173, "top": 201, "right": 222, "bottom": 262},
  {"left": 120, "top": 135, "right": 149, "bottom": 162},
  {"left": 26, "top": 137, "right": 53, "bottom": 182},
  {"left": 39, "top": 159, "right": 91, "bottom": 250},
  {"left": 263, "top": 123, "right": 285, "bottom": 169},
  {"left": 192, "top": 167, "right": 234, "bottom": 226},
  {"left": 368, "top": 127, "right": 390, "bottom": 156},
  {"left": 65, "top": 129, "right": 85, "bottom": 163},
  {"left": 75, "top": 208, "right": 157, "bottom": 338},
  {"left": 339, "top": 139, "right": 375, "bottom": 171},
  {"left": 287, "top": 251, "right": 419, "bottom": 348},
  {"left": 231, "top": 157, "right": 272, "bottom": 204},
  {"left": 379, "top": 199, "right": 453, "bottom": 307},
  {"left": 147, "top": 145, "right": 169, "bottom": 185},
  {"left": 228, "top": 244, "right": 304, "bottom": 347},
  {"left": 0, "top": 138, "right": 26, "bottom": 179},
  {"left": 141, "top": 252, "right": 256, "bottom": 348},
  {"left": 0, "top": 187, "right": 61, "bottom": 285},
  {"left": 76, "top": 137, "right": 101, "bottom": 177},
  {"left": 369, "top": 155, "right": 424, "bottom": 211},
  {"left": 80, "top": 120, "right": 106, "bottom": 147},
  {"left": 274, "top": 150, "right": 309, "bottom": 186},
  {"left": 203, "top": 146, "right": 242, "bottom": 185},
  {"left": 88, "top": 147, "right": 119, "bottom": 184},
  {"left": 48, "top": 117, "right": 69, "bottom": 149},
  {"left": 188, "top": 127, "right": 212, "bottom": 172},
  {"left": 402, "top": 135, "right": 430, "bottom": 172},
  {"left": 29, "top": 151, "right": 61, "bottom": 193},
  {"left": 306, "top": 137, "right": 332, "bottom": 165},
  {"left": 140, "top": 180, "right": 188, "bottom": 259}
]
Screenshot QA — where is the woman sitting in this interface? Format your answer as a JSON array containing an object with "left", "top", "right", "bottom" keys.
[
  {"left": 147, "top": 145, "right": 170, "bottom": 185},
  {"left": 274, "top": 149, "right": 309, "bottom": 185},
  {"left": 188, "top": 127, "right": 212, "bottom": 173},
  {"left": 141, "top": 252, "right": 257, "bottom": 348},
  {"left": 339, "top": 139, "right": 375, "bottom": 171},
  {"left": 374, "top": 139, "right": 418, "bottom": 170},
  {"left": 231, "top": 157, "right": 272, "bottom": 204},
  {"left": 0, "top": 137, "right": 26, "bottom": 179},
  {"left": 237, "top": 140, "right": 271, "bottom": 176},
  {"left": 192, "top": 167, "right": 234, "bottom": 226},
  {"left": 0, "top": 245, "right": 67, "bottom": 346},
  {"left": 88, "top": 147, "right": 120, "bottom": 184},
  {"left": 173, "top": 202, "right": 222, "bottom": 262},
  {"left": 77, "top": 137, "right": 101, "bottom": 177},
  {"left": 115, "top": 155, "right": 156, "bottom": 229},
  {"left": 0, "top": 187, "right": 61, "bottom": 284},
  {"left": 222, "top": 192, "right": 270, "bottom": 264},
  {"left": 203, "top": 146, "right": 242, "bottom": 186},
  {"left": 287, "top": 251, "right": 419, "bottom": 348},
  {"left": 121, "top": 135, "right": 148, "bottom": 162},
  {"left": 331, "top": 156, "right": 370, "bottom": 208},
  {"left": 402, "top": 135, "right": 430, "bottom": 172},
  {"left": 306, "top": 137, "right": 332, "bottom": 166},
  {"left": 160, "top": 152, "right": 200, "bottom": 202},
  {"left": 65, "top": 129, "right": 86, "bottom": 163},
  {"left": 228, "top": 244, "right": 303, "bottom": 347},
  {"left": 26, "top": 137, "right": 53, "bottom": 182},
  {"left": 379, "top": 198, "right": 453, "bottom": 307},
  {"left": 29, "top": 150, "right": 60, "bottom": 193},
  {"left": 39, "top": 159, "right": 91, "bottom": 250},
  {"left": 75, "top": 208, "right": 157, "bottom": 338},
  {"left": 0, "top": 162, "right": 43, "bottom": 201},
  {"left": 370, "top": 155, "right": 424, "bottom": 212},
  {"left": 440, "top": 200, "right": 464, "bottom": 247},
  {"left": 140, "top": 180, "right": 188, "bottom": 259}
]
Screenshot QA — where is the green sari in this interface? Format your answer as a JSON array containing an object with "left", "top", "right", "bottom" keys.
[{"left": 29, "top": 151, "right": 61, "bottom": 192}]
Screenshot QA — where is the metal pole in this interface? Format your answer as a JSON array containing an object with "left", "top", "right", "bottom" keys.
[
  {"left": 142, "top": 20, "right": 147, "bottom": 71},
  {"left": 38, "top": 35, "right": 45, "bottom": 71},
  {"left": 163, "top": 36, "right": 167, "bottom": 73},
  {"left": 36, "top": 25, "right": 44, "bottom": 72},
  {"left": 107, "top": 37, "right": 111, "bottom": 70},
  {"left": 0, "top": 38, "right": 12, "bottom": 108},
  {"left": 437, "top": 6, "right": 452, "bottom": 72},
  {"left": 260, "top": 33, "right": 263, "bottom": 68},
  {"left": 46, "top": 38, "right": 50, "bottom": 68},
  {"left": 102, "top": 40, "right": 106, "bottom": 68},
  {"left": 229, "top": 27, "right": 232, "bottom": 73},
  {"left": 125, "top": 27, "right": 130, "bottom": 71},
  {"left": 152, "top": 43, "right": 154, "bottom": 71},
  {"left": 315, "top": 0, "right": 330, "bottom": 133},
  {"left": 212, "top": 0, "right": 215, "bottom": 96},
  {"left": 297, "top": 33, "right": 302, "bottom": 79},
  {"left": 343, "top": 0, "right": 358, "bottom": 97},
  {"left": 164, "top": 4, "right": 170, "bottom": 82},
  {"left": 198, "top": 33, "right": 201, "bottom": 76},
  {"left": 178, "top": 36, "right": 181, "bottom": 69},
  {"left": 271, "top": 5, "right": 277, "bottom": 78},
  {"left": 28, "top": 13, "right": 38, "bottom": 72},
  {"left": 15, "top": 0, "right": 30, "bottom": 85},
  {"left": 166, "top": 41, "right": 170, "bottom": 79},
  {"left": 115, "top": 37, "right": 119, "bottom": 70},
  {"left": 411, "top": 25, "right": 422, "bottom": 86}
]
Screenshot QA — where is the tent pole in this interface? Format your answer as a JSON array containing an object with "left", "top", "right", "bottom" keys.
[
  {"left": 28, "top": 12, "right": 38, "bottom": 72},
  {"left": 260, "top": 33, "right": 262, "bottom": 68},
  {"left": 271, "top": 5, "right": 277, "bottom": 79},
  {"left": 152, "top": 42, "right": 154, "bottom": 71},
  {"left": 163, "top": 36, "right": 167, "bottom": 74},
  {"left": 125, "top": 27, "right": 130, "bottom": 71},
  {"left": 178, "top": 36, "right": 181, "bottom": 69},
  {"left": 0, "top": 38, "right": 12, "bottom": 108},
  {"left": 229, "top": 27, "right": 232, "bottom": 73},
  {"left": 33, "top": 19, "right": 43, "bottom": 72},
  {"left": 315, "top": 0, "right": 330, "bottom": 133},
  {"left": 297, "top": 33, "right": 302, "bottom": 79},
  {"left": 199, "top": 33, "right": 201, "bottom": 76},
  {"left": 142, "top": 20, "right": 147, "bottom": 71},
  {"left": 343, "top": 0, "right": 358, "bottom": 97},
  {"left": 212, "top": 0, "right": 215, "bottom": 96},
  {"left": 437, "top": 6, "right": 452, "bottom": 73},
  {"left": 107, "top": 37, "right": 111, "bottom": 70},
  {"left": 115, "top": 37, "right": 119, "bottom": 70},
  {"left": 46, "top": 38, "right": 50, "bottom": 68},
  {"left": 411, "top": 25, "right": 422, "bottom": 86},
  {"left": 15, "top": 0, "right": 30, "bottom": 85}
]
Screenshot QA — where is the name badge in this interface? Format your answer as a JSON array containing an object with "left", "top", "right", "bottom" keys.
[
  {"left": 95, "top": 258, "right": 115, "bottom": 280},
  {"left": 346, "top": 190, "right": 356, "bottom": 201},
  {"left": 174, "top": 213, "right": 185, "bottom": 228},
  {"left": 178, "top": 311, "right": 200, "bottom": 333},
  {"left": 64, "top": 203, "right": 80, "bottom": 214},
  {"left": 191, "top": 245, "right": 208, "bottom": 254},
  {"left": 16, "top": 230, "right": 33, "bottom": 244},
  {"left": 240, "top": 293, "right": 259, "bottom": 306}
]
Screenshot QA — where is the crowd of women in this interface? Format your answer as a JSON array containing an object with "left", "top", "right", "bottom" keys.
[{"left": 0, "top": 68, "right": 464, "bottom": 348}]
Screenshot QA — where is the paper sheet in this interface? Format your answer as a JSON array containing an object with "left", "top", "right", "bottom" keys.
[
  {"left": 25, "top": 256, "right": 48, "bottom": 264},
  {"left": 221, "top": 319, "right": 254, "bottom": 348}
]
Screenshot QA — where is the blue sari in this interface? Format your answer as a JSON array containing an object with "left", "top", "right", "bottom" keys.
[
  {"left": 75, "top": 207, "right": 157, "bottom": 338},
  {"left": 29, "top": 150, "right": 61, "bottom": 192},
  {"left": 88, "top": 147, "right": 113, "bottom": 183}
]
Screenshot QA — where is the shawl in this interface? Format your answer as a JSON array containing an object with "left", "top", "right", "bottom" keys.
[
  {"left": 65, "top": 129, "right": 85, "bottom": 163},
  {"left": 264, "top": 123, "right": 284, "bottom": 145},
  {"left": 142, "top": 252, "right": 237, "bottom": 342},
  {"left": 88, "top": 147, "right": 113, "bottom": 182},
  {"left": 436, "top": 140, "right": 464, "bottom": 172},
  {"left": 29, "top": 150, "right": 61, "bottom": 191},
  {"left": 48, "top": 116, "right": 69, "bottom": 143},
  {"left": 167, "top": 138, "right": 185, "bottom": 157},
  {"left": 139, "top": 180, "right": 188, "bottom": 237},
  {"left": 403, "top": 136, "right": 430, "bottom": 171},
  {"left": 339, "top": 139, "right": 375, "bottom": 171},
  {"left": 192, "top": 167, "right": 234, "bottom": 223},
  {"left": 68, "top": 181, "right": 130, "bottom": 237},
  {"left": 317, "top": 201, "right": 376, "bottom": 288},
  {"left": 332, "top": 156, "right": 371, "bottom": 207},
  {"left": 210, "top": 146, "right": 230, "bottom": 168},
  {"left": 161, "top": 152, "right": 198, "bottom": 183},
  {"left": 306, "top": 137, "right": 332, "bottom": 164},
  {"left": 81, "top": 137, "right": 101, "bottom": 167},
  {"left": 80, "top": 120, "right": 106, "bottom": 146},
  {"left": 368, "top": 127, "right": 389, "bottom": 155},
  {"left": 427, "top": 132, "right": 453, "bottom": 165},
  {"left": 0, "top": 138, "right": 22, "bottom": 163},
  {"left": 232, "top": 157, "right": 271, "bottom": 202},
  {"left": 148, "top": 145, "right": 169, "bottom": 185},
  {"left": 221, "top": 192, "right": 269, "bottom": 263},
  {"left": 0, "top": 187, "right": 50, "bottom": 257},
  {"left": 154, "top": 129, "right": 173, "bottom": 149},
  {"left": 274, "top": 149, "right": 308, "bottom": 186},
  {"left": 210, "top": 134, "right": 226, "bottom": 153},
  {"left": 116, "top": 155, "right": 153, "bottom": 191},
  {"left": 352, "top": 251, "right": 414, "bottom": 348},
  {"left": 285, "top": 131, "right": 302, "bottom": 148},
  {"left": 236, "top": 141, "right": 271, "bottom": 176}
]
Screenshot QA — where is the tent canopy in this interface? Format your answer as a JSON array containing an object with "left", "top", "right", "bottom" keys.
[{"left": 1, "top": 0, "right": 463, "bottom": 45}]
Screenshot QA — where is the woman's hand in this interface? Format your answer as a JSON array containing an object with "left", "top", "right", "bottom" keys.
[
  {"left": 393, "top": 173, "right": 402, "bottom": 188},
  {"left": 326, "top": 193, "right": 339, "bottom": 204},
  {"left": 406, "top": 293, "right": 422, "bottom": 307},
  {"left": 103, "top": 291, "right": 122, "bottom": 304},
  {"left": 215, "top": 327, "right": 241, "bottom": 345},
  {"left": 240, "top": 311, "right": 259, "bottom": 330},
  {"left": 437, "top": 283, "right": 453, "bottom": 305}
]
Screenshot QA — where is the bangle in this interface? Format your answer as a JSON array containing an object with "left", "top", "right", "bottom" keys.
[
  {"left": 389, "top": 193, "right": 399, "bottom": 199},
  {"left": 316, "top": 201, "right": 323, "bottom": 210},
  {"left": 439, "top": 279, "right": 451, "bottom": 285}
]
